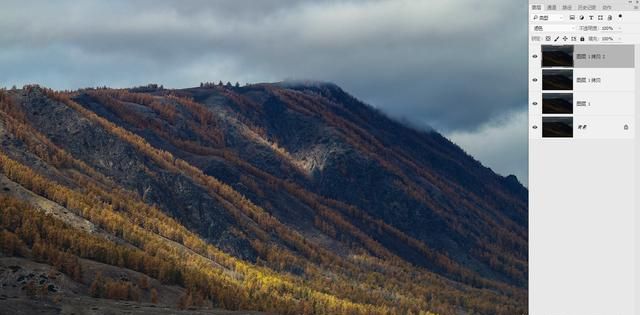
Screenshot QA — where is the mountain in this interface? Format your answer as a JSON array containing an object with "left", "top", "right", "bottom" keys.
[{"left": 0, "top": 82, "right": 527, "bottom": 315}]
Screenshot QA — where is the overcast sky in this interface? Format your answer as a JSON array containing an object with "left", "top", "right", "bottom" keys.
[{"left": 0, "top": 0, "right": 528, "bottom": 184}]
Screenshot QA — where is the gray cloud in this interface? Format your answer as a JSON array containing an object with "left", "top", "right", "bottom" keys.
[
  {"left": 0, "top": 0, "right": 527, "bottom": 179},
  {"left": 448, "top": 109, "right": 528, "bottom": 185}
]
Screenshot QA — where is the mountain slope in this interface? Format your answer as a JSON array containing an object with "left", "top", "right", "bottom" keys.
[{"left": 0, "top": 83, "right": 527, "bottom": 315}]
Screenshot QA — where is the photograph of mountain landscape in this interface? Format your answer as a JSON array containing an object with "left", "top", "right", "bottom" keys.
[
  {"left": 542, "top": 93, "right": 573, "bottom": 114},
  {"left": 542, "top": 70, "right": 574, "bottom": 91},
  {"left": 543, "top": 117, "right": 574, "bottom": 138},
  {"left": 0, "top": 1, "right": 527, "bottom": 315},
  {"left": 542, "top": 45, "right": 575, "bottom": 68}
]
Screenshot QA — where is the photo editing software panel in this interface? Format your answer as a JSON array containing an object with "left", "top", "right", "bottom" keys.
[{"left": 529, "top": 0, "right": 640, "bottom": 314}]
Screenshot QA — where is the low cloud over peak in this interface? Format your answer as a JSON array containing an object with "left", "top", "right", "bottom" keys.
[{"left": 0, "top": 0, "right": 527, "bottom": 178}]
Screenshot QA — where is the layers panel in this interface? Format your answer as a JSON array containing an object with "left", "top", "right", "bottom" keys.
[{"left": 529, "top": 1, "right": 639, "bottom": 315}]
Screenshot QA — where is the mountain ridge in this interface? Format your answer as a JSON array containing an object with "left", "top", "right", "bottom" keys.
[{"left": 0, "top": 82, "right": 527, "bottom": 315}]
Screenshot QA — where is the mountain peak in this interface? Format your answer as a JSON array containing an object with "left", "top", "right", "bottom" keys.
[
  {"left": 0, "top": 83, "right": 527, "bottom": 315},
  {"left": 274, "top": 79, "right": 339, "bottom": 89}
]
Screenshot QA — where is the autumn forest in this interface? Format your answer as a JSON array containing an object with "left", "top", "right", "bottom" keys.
[{"left": 0, "top": 83, "right": 527, "bottom": 315}]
